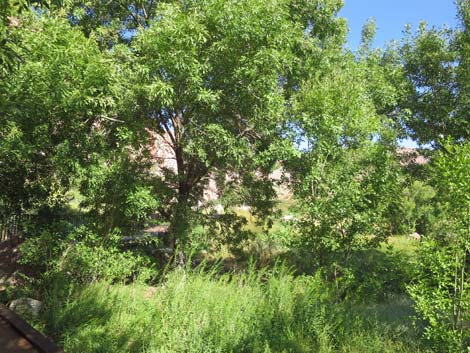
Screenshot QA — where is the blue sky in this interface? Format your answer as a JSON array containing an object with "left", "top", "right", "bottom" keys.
[{"left": 340, "top": 0, "right": 458, "bottom": 50}]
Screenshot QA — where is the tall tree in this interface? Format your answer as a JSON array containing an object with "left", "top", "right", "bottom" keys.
[
  {"left": 287, "top": 51, "right": 402, "bottom": 267},
  {"left": 401, "top": 0, "right": 470, "bottom": 145},
  {"left": 284, "top": 19, "right": 404, "bottom": 284},
  {"left": 0, "top": 14, "right": 120, "bottom": 215},
  {"left": 50, "top": 0, "right": 160, "bottom": 47},
  {"left": 0, "top": 0, "right": 25, "bottom": 73},
  {"left": 122, "top": 0, "right": 345, "bottom": 247}
]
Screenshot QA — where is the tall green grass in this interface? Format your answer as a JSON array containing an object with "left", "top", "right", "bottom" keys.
[
  {"left": 383, "top": 235, "right": 419, "bottom": 257},
  {"left": 38, "top": 266, "right": 427, "bottom": 353}
]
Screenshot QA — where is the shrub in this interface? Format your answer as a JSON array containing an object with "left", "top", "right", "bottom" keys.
[
  {"left": 19, "top": 225, "right": 155, "bottom": 286},
  {"left": 407, "top": 141, "right": 470, "bottom": 352},
  {"left": 396, "top": 180, "right": 436, "bottom": 235}
]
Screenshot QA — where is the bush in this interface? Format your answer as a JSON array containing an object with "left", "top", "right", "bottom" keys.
[
  {"left": 395, "top": 180, "right": 436, "bottom": 235},
  {"left": 407, "top": 141, "right": 470, "bottom": 352},
  {"left": 57, "top": 240, "right": 151, "bottom": 284},
  {"left": 19, "top": 225, "right": 155, "bottom": 286},
  {"left": 340, "top": 248, "right": 413, "bottom": 302},
  {"left": 19, "top": 221, "right": 73, "bottom": 274}
]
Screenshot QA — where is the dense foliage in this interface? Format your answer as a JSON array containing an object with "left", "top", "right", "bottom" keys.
[
  {"left": 409, "top": 141, "right": 470, "bottom": 351},
  {"left": 401, "top": 0, "right": 470, "bottom": 145},
  {"left": 1, "top": 1, "right": 469, "bottom": 352}
]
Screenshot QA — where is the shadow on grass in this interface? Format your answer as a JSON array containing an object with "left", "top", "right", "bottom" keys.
[{"left": 40, "top": 279, "right": 149, "bottom": 353}]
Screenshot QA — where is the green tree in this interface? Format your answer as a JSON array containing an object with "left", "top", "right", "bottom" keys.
[
  {"left": 0, "top": 14, "right": 120, "bottom": 216},
  {"left": 408, "top": 141, "right": 470, "bottom": 352},
  {"left": 399, "top": 180, "right": 436, "bottom": 235},
  {"left": 45, "top": 0, "right": 160, "bottom": 49},
  {"left": 401, "top": 0, "right": 470, "bottom": 145},
  {"left": 78, "top": 126, "right": 160, "bottom": 234},
  {"left": 0, "top": 0, "right": 25, "bottom": 74},
  {"left": 289, "top": 141, "right": 401, "bottom": 266},
  {"left": 285, "top": 20, "right": 404, "bottom": 290},
  {"left": 123, "top": 0, "right": 345, "bottom": 248}
]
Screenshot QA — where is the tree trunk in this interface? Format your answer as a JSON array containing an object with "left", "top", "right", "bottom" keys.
[{"left": 170, "top": 185, "right": 191, "bottom": 266}]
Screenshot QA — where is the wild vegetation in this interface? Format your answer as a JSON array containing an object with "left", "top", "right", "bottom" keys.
[{"left": 1, "top": 0, "right": 470, "bottom": 352}]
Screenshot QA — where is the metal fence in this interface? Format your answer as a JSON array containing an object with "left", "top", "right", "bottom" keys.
[
  {"left": 0, "top": 212, "right": 89, "bottom": 244},
  {"left": 0, "top": 214, "right": 23, "bottom": 243}
]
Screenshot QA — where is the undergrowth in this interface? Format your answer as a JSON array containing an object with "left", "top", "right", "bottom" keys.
[{"left": 36, "top": 265, "right": 427, "bottom": 353}]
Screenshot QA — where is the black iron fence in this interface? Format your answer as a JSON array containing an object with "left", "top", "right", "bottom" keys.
[
  {"left": 0, "top": 213, "right": 89, "bottom": 245},
  {"left": 0, "top": 212, "right": 163, "bottom": 247},
  {"left": 0, "top": 214, "right": 24, "bottom": 243}
]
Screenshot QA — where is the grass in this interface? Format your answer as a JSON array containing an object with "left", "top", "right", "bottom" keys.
[
  {"left": 35, "top": 266, "right": 428, "bottom": 353},
  {"left": 382, "top": 235, "right": 420, "bottom": 257},
  {"left": 65, "top": 187, "right": 85, "bottom": 212},
  {"left": 235, "top": 198, "right": 297, "bottom": 234}
]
